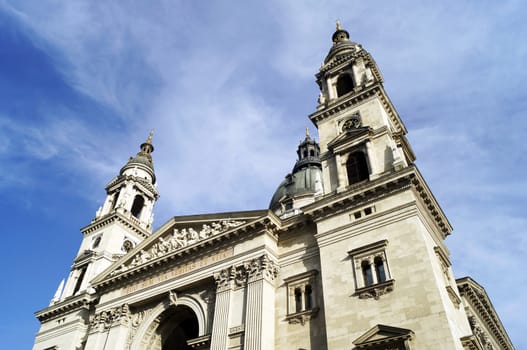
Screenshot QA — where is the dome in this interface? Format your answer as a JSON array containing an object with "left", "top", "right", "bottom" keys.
[
  {"left": 269, "top": 129, "right": 323, "bottom": 218},
  {"left": 269, "top": 165, "right": 323, "bottom": 216},
  {"left": 119, "top": 132, "right": 156, "bottom": 184}
]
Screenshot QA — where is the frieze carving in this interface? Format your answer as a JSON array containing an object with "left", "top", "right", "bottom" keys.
[
  {"left": 213, "top": 254, "right": 279, "bottom": 291},
  {"left": 467, "top": 314, "right": 495, "bottom": 350},
  {"left": 90, "top": 304, "right": 131, "bottom": 332},
  {"left": 112, "top": 219, "right": 245, "bottom": 275}
]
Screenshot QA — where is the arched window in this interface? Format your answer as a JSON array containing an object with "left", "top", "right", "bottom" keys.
[
  {"left": 374, "top": 257, "right": 386, "bottom": 283},
  {"left": 309, "top": 149, "right": 315, "bottom": 157},
  {"left": 362, "top": 260, "right": 373, "bottom": 286},
  {"left": 294, "top": 287, "right": 302, "bottom": 313},
  {"left": 336, "top": 73, "right": 354, "bottom": 97},
  {"left": 131, "top": 195, "right": 145, "bottom": 218},
  {"left": 111, "top": 190, "right": 120, "bottom": 210},
  {"left": 347, "top": 152, "right": 369, "bottom": 185},
  {"left": 304, "top": 284, "right": 313, "bottom": 309},
  {"left": 73, "top": 267, "right": 87, "bottom": 295}
]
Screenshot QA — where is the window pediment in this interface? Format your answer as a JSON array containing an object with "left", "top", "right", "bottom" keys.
[{"left": 353, "top": 324, "right": 414, "bottom": 349}]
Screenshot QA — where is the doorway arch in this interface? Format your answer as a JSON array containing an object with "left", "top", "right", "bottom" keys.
[{"left": 131, "top": 296, "right": 206, "bottom": 350}]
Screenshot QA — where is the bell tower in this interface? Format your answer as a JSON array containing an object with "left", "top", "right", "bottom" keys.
[
  {"left": 57, "top": 132, "right": 159, "bottom": 301},
  {"left": 312, "top": 21, "right": 414, "bottom": 194}
]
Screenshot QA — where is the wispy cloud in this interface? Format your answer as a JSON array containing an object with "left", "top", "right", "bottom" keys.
[{"left": 1, "top": 1, "right": 525, "bottom": 348}]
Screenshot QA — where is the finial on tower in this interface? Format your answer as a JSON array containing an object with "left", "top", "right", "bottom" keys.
[
  {"left": 306, "top": 127, "right": 311, "bottom": 138},
  {"left": 146, "top": 129, "right": 154, "bottom": 144},
  {"left": 139, "top": 130, "right": 155, "bottom": 157},
  {"left": 332, "top": 20, "right": 350, "bottom": 45}
]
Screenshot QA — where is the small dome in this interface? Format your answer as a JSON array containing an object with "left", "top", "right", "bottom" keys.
[
  {"left": 269, "top": 165, "right": 323, "bottom": 216},
  {"left": 324, "top": 21, "right": 359, "bottom": 64},
  {"left": 269, "top": 129, "right": 323, "bottom": 218},
  {"left": 119, "top": 131, "right": 156, "bottom": 183}
]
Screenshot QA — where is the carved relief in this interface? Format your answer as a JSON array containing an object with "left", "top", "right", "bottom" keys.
[
  {"left": 357, "top": 282, "right": 393, "bottom": 300},
  {"left": 112, "top": 219, "right": 245, "bottom": 276},
  {"left": 467, "top": 313, "right": 495, "bottom": 350},
  {"left": 90, "top": 303, "right": 131, "bottom": 332},
  {"left": 213, "top": 254, "right": 280, "bottom": 292}
]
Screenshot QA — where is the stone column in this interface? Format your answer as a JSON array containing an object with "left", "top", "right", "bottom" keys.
[
  {"left": 210, "top": 268, "right": 233, "bottom": 350},
  {"left": 243, "top": 255, "right": 279, "bottom": 350}
]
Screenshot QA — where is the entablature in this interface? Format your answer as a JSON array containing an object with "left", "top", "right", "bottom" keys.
[
  {"left": 303, "top": 165, "right": 452, "bottom": 237},
  {"left": 309, "top": 85, "right": 407, "bottom": 135},
  {"left": 457, "top": 277, "right": 515, "bottom": 350},
  {"left": 35, "top": 292, "right": 97, "bottom": 322},
  {"left": 91, "top": 212, "right": 282, "bottom": 290},
  {"left": 106, "top": 174, "right": 158, "bottom": 198},
  {"left": 81, "top": 212, "right": 150, "bottom": 239}
]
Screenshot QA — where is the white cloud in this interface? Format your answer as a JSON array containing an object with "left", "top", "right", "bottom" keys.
[{"left": 1, "top": 1, "right": 525, "bottom": 347}]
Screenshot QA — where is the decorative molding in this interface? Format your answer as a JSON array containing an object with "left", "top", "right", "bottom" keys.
[
  {"left": 187, "top": 334, "right": 211, "bottom": 349},
  {"left": 111, "top": 220, "right": 245, "bottom": 276},
  {"left": 35, "top": 292, "right": 96, "bottom": 322},
  {"left": 213, "top": 254, "right": 280, "bottom": 292},
  {"left": 446, "top": 285, "right": 462, "bottom": 308},
  {"left": 355, "top": 280, "right": 395, "bottom": 300},
  {"left": 90, "top": 303, "right": 131, "bottom": 332},
  {"left": 468, "top": 314, "right": 495, "bottom": 350},
  {"left": 285, "top": 307, "right": 319, "bottom": 326},
  {"left": 457, "top": 277, "right": 514, "bottom": 350},
  {"left": 229, "top": 324, "right": 245, "bottom": 335}
]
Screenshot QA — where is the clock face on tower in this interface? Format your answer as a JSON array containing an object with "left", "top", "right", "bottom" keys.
[
  {"left": 342, "top": 116, "right": 361, "bottom": 132},
  {"left": 122, "top": 239, "right": 134, "bottom": 253}
]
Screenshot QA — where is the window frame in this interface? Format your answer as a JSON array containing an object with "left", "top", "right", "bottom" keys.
[
  {"left": 283, "top": 270, "right": 319, "bottom": 325},
  {"left": 348, "top": 240, "right": 394, "bottom": 299}
]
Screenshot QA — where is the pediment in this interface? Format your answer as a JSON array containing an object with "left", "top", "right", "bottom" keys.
[
  {"left": 92, "top": 209, "right": 276, "bottom": 286},
  {"left": 353, "top": 324, "right": 413, "bottom": 348},
  {"left": 327, "top": 127, "right": 370, "bottom": 151}
]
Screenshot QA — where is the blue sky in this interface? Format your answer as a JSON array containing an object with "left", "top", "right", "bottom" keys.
[{"left": 1, "top": 1, "right": 525, "bottom": 348}]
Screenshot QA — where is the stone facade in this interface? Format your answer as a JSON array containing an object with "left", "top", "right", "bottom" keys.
[{"left": 33, "top": 23, "right": 515, "bottom": 350}]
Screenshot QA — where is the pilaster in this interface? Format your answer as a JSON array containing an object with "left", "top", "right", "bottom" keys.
[
  {"left": 210, "top": 268, "right": 233, "bottom": 350},
  {"left": 243, "top": 255, "right": 279, "bottom": 350}
]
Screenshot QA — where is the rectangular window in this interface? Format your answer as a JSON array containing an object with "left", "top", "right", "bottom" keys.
[
  {"left": 348, "top": 240, "right": 394, "bottom": 299},
  {"left": 284, "top": 270, "right": 319, "bottom": 325}
]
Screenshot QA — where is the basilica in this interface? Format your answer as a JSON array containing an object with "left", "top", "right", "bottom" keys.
[{"left": 33, "top": 23, "right": 514, "bottom": 350}]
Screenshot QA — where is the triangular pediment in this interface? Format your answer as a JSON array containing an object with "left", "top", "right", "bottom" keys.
[
  {"left": 327, "top": 127, "right": 370, "bottom": 151},
  {"left": 353, "top": 324, "right": 413, "bottom": 348},
  {"left": 91, "top": 209, "right": 276, "bottom": 286}
]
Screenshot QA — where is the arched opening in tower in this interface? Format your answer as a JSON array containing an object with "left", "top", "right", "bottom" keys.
[
  {"left": 336, "top": 73, "right": 354, "bottom": 97},
  {"left": 346, "top": 152, "right": 369, "bottom": 185},
  {"left": 131, "top": 195, "right": 145, "bottom": 219}
]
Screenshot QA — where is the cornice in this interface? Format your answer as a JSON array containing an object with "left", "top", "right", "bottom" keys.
[
  {"left": 35, "top": 292, "right": 96, "bottom": 322},
  {"left": 106, "top": 174, "right": 158, "bottom": 198},
  {"left": 457, "top": 277, "right": 515, "bottom": 350},
  {"left": 81, "top": 212, "right": 150, "bottom": 239},
  {"left": 303, "top": 165, "right": 452, "bottom": 237},
  {"left": 309, "top": 84, "right": 407, "bottom": 135}
]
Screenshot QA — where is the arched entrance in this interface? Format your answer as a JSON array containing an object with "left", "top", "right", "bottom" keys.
[
  {"left": 157, "top": 305, "right": 199, "bottom": 349},
  {"left": 135, "top": 303, "right": 202, "bottom": 350}
]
